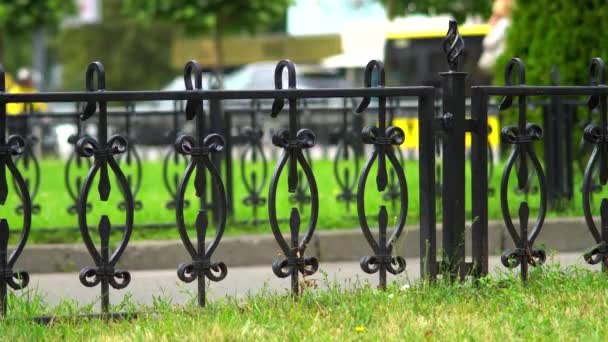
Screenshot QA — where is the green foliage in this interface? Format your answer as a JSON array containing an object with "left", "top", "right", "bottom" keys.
[
  {"left": 496, "top": 0, "right": 608, "bottom": 86},
  {"left": 0, "top": 0, "right": 75, "bottom": 69},
  {"left": 0, "top": 0, "right": 75, "bottom": 36},
  {"left": 375, "top": 0, "right": 492, "bottom": 22},
  {"left": 122, "top": 0, "right": 292, "bottom": 35},
  {"left": 1, "top": 33, "right": 32, "bottom": 72},
  {"left": 55, "top": 0, "right": 175, "bottom": 91}
]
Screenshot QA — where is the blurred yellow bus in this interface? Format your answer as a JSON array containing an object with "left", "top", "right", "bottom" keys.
[{"left": 384, "top": 23, "right": 491, "bottom": 87}]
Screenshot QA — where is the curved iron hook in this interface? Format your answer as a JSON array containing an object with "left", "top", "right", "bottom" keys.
[
  {"left": 499, "top": 58, "right": 526, "bottom": 111},
  {"left": 184, "top": 60, "right": 204, "bottom": 120},
  {"left": 356, "top": 60, "right": 385, "bottom": 113},
  {"left": 271, "top": 59, "right": 297, "bottom": 117},
  {"left": 82, "top": 62, "right": 105, "bottom": 121}
]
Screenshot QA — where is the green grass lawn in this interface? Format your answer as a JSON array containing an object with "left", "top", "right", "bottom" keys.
[
  {"left": 1, "top": 154, "right": 598, "bottom": 245},
  {"left": 1, "top": 264, "right": 607, "bottom": 340}
]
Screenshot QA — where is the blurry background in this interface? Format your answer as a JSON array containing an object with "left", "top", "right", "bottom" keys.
[
  {"left": 2, "top": 1, "right": 607, "bottom": 91},
  {"left": 1, "top": 0, "right": 608, "bottom": 239},
  {"left": 0, "top": 0, "right": 494, "bottom": 92}
]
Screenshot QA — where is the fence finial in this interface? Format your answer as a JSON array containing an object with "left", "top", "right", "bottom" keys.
[{"left": 442, "top": 20, "right": 465, "bottom": 72}]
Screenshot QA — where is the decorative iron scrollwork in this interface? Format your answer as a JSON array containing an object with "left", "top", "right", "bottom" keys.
[
  {"left": 76, "top": 62, "right": 134, "bottom": 313},
  {"left": 269, "top": 60, "right": 319, "bottom": 296},
  {"left": 175, "top": 61, "right": 228, "bottom": 307},
  {"left": 78, "top": 216, "right": 131, "bottom": 290},
  {"left": 383, "top": 97, "right": 406, "bottom": 210},
  {"left": 498, "top": 58, "right": 547, "bottom": 280},
  {"left": 116, "top": 102, "right": 143, "bottom": 211},
  {"left": 163, "top": 100, "right": 189, "bottom": 209},
  {"left": 576, "top": 60, "right": 599, "bottom": 193},
  {"left": 65, "top": 104, "right": 92, "bottom": 214},
  {"left": 356, "top": 60, "right": 407, "bottom": 290},
  {"left": 333, "top": 98, "right": 360, "bottom": 212},
  {"left": 240, "top": 99, "right": 268, "bottom": 222},
  {"left": 288, "top": 99, "right": 313, "bottom": 211},
  {"left": 12, "top": 108, "right": 40, "bottom": 215},
  {"left": 582, "top": 58, "right": 608, "bottom": 268},
  {"left": 0, "top": 65, "right": 31, "bottom": 316}
]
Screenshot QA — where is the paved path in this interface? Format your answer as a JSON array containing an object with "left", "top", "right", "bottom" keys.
[{"left": 24, "top": 252, "right": 598, "bottom": 308}]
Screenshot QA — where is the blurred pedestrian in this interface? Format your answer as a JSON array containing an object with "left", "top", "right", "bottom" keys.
[
  {"left": 6, "top": 67, "right": 47, "bottom": 135},
  {"left": 478, "top": 0, "right": 514, "bottom": 74}
]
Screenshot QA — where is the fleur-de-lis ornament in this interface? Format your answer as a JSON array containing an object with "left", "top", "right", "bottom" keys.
[
  {"left": 582, "top": 58, "right": 608, "bottom": 269},
  {"left": 163, "top": 100, "right": 189, "bottom": 210},
  {"left": 76, "top": 62, "right": 134, "bottom": 313},
  {"left": 356, "top": 60, "right": 407, "bottom": 290},
  {"left": 0, "top": 64, "right": 31, "bottom": 317},
  {"left": 268, "top": 60, "right": 319, "bottom": 296},
  {"left": 382, "top": 98, "right": 406, "bottom": 211},
  {"left": 498, "top": 58, "right": 547, "bottom": 280},
  {"left": 175, "top": 61, "right": 227, "bottom": 307},
  {"left": 11, "top": 106, "right": 41, "bottom": 215}
]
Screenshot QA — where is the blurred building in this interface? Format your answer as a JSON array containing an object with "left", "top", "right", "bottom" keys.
[
  {"left": 169, "top": 0, "right": 491, "bottom": 86},
  {"left": 170, "top": 0, "right": 386, "bottom": 71}
]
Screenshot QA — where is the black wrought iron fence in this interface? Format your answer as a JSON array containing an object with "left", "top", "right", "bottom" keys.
[{"left": 0, "top": 20, "right": 607, "bottom": 321}]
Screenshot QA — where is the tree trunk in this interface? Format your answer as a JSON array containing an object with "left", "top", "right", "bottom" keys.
[
  {"left": 386, "top": 0, "right": 394, "bottom": 19},
  {"left": 213, "top": 13, "right": 224, "bottom": 88},
  {"left": 0, "top": 34, "right": 4, "bottom": 68}
]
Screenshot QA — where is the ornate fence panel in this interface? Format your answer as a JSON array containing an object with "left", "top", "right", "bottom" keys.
[
  {"left": 0, "top": 65, "right": 31, "bottom": 317},
  {"left": 0, "top": 54, "right": 436, "bottom": 318},
  {"left": 471, "top": 57, "right": 608, "bottom": 280},
  {"left": 582, "top": 58, "right": 608, "bottom": 271},
  {"left": 1, "top": 20, "right": 608, "bottom": 320}
]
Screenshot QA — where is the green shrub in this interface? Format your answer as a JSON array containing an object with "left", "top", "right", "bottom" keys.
[{"left": 496, "top": 0, "right": 608, "bottom": 86}]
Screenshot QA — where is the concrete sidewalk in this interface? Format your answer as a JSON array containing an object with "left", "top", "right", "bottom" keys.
[
  {"left": 15, "top": 216, "right": 597, "bottom": 273},
  {"left": 25, "top": 252, "right": 598, "bottom": 307}
]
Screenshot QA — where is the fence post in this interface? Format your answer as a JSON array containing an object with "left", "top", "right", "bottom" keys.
[
  {"left": 208, "top": 75, "right": 225, "bottom": 221},
  {"left": 543, "top": 66, "right": 575, "bottom": 207},
  {"left": 439, "top": 20, "right": 467, "bottom": 280},
  {"left": 223, "top": 110, "right": 234, "bottom": 219},
  {"left": 419, "top": 91, "right": 437, "bottom": 280},
  {"left": 471, "top": 87, "right": 489, "bottom": 277}
]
